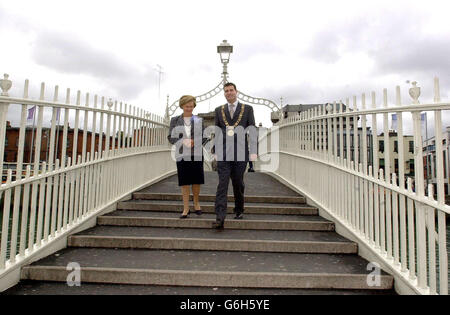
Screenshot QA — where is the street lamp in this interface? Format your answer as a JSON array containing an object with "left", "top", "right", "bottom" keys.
[
  {"left": 217, "top": 40, "right": 233, "bottom": 83},
  {"left": 167, "top": 39, "right": 280, "bottom": 121}
]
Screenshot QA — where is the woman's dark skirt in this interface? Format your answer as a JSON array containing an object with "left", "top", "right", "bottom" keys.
[{"left": 176, "top": 157, "right": 205, "bottom": 186}]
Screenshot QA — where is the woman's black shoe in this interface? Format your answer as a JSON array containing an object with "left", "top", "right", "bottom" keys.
[
  {"left": 195, "top": 210, "right": 202, "bottom": 215},
  {"left": 180, "top": 210, "right": 190, "bottom": 219}
]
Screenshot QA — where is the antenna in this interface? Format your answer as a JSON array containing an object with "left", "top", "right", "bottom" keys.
[{"left": 155, "top": 64, "right": 164, "bottom": 105}]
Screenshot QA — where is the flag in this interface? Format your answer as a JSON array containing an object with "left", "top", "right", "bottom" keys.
[
  {"left": 420, "top": 112, "right": 426, "bottom": 123},
  {"left": 27, "top": 105, "right": 36, "bottom": 121},
  {"left": 420, "top": 112, "right": 427, "bottom": 131},
  {"left": 421, "top": 112, "right": 428, "bottom": 140},
  {"left": 391, "top": 113, "right": 397, "bottom": 131},
  {"left": 56, "top": 107, "right": 61, "bottom": 122}
]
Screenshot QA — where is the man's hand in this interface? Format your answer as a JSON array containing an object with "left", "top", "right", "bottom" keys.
[{"left": 250, "top": 154, "right": 257, "bottom": 161}]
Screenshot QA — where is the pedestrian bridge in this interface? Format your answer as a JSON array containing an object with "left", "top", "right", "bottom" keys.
[{"left": 0, "top": 74, "right": 448, "bottom": 295}]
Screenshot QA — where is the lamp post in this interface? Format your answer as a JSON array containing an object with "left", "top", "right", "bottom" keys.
[
  {"left": 166, "top": 40, "right": 280, "bottom": 121},
  {"left": 217, "top": 40, "right": 233, "bottom": 85}
]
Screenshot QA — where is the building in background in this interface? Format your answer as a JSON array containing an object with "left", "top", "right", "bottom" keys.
[
  {"left": 2, "top": 121, "right": 133, "bottom": 181},
  {"left": 422, "top": 126, "right": 450, "bottom": 195},
  {"left": 276, "top": 103, "right": 350, "bottom": 122},
  {"left": 377, "top": 131, "right": 415, "bottom": 184}
]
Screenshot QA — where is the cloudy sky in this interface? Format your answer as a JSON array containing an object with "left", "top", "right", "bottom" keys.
[{"left": 0, "top": 0, "right": 449, "bottom": 129}]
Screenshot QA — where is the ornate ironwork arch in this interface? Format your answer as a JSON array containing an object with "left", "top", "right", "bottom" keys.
[
  {"left": 237, "top": 91, "right": 280, "bottom": 113},
  {"left": 166, "top": 79, "right": 283, "bottom": 121},
  {"left": 167, "top": 80, "right": 225, "bottom": 117}
]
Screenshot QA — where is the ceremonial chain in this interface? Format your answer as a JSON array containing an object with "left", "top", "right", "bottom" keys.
[{"left": 221, "top": 104, "right": 245, "bottom": 136}]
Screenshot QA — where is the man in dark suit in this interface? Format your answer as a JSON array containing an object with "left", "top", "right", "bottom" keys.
[{"left": 212, "top": 82, "right": 258, "bottom": 230}]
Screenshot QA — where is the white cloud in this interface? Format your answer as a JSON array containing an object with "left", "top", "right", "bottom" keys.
[
  {"left": 31, "top": 31, "right": 157, "bottom": 99},
  {"left": 0, "top": 0, "right": 449, "bottom": 129}
]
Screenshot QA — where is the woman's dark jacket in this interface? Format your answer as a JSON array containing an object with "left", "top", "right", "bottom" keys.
[{"left": 167, "top": 115, "right": 209, "bottom": 161}]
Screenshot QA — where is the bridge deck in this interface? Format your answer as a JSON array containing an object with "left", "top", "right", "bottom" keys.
[{"left": 3, "top": 171, "right": 396, "bottom": 295}]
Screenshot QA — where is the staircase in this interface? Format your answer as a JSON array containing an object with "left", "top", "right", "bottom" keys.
[{"left": 4, "top": 172, "right": 395, "bottom": 295}]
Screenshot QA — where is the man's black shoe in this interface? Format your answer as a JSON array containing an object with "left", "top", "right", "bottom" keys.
[
  {"left": 212, "top": 220, "right": 224, "bottom": 230},
  {"left": 234, "top": 213, "right": 244, "bottom": 220},
  {"left": 248, "top": 168, "right": 255, "bottom": 172}
]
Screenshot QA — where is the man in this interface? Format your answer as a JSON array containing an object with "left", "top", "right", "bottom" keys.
[{"left": 212, "top": 82, "right": 258, "bottom": 230}]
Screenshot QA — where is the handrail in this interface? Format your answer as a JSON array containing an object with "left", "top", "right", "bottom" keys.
[
  {"left": 258, "top": 78, "right": 449, "bottom": 295},
  {"left": 275, "top": 150, "right": 450, "bottom": 215},
  {"left": 0, "top": 75, "right": 175, "bottom": 292},
  {"left": 272, "top": 103, "right": 450, "bottom": 129},
  {"left": 0, "top": 96, "right": 168, "bottom": 127}
]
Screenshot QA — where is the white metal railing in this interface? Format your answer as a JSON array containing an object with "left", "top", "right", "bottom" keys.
[
  {"left": 258, "top": 78, "right": 449, "bottom": 295},
  {"left": 0, "top": 74, "right": 175, "bottom": 287}
]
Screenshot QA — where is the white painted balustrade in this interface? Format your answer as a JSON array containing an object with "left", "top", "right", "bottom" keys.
[
  {"left": 0, "top": 73, "right": 448, "bottom": 295},
  {"left": 258, "top": 78, "right": 449, "bottom": 295},
  {"left": 0, "top": 74, "right": 175, "bottom": 288}
]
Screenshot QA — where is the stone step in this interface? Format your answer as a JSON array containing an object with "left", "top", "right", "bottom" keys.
[
  {"left": 138, "top": 172, "right": 303, "bottom": 199},
  {"left": 4, "top": 281, "right": 397, "bottom": 295},
  {"left": 117, "top": 200, "right": 318, "bottom": 215},
  {"left": 20, "top": 248, "right": 394, "bottom": 290},
  {"left": 68, "top": 235, "right": 357, "bottom": 254},
  {"left": 98, "top": 211, "right": 335, "bottom": 231},
  {"left": 68, "top": 226, "right": 356, "bottom": 254},
  {"left": 132, "top": 192, "right": 307, "bottom": 204}
]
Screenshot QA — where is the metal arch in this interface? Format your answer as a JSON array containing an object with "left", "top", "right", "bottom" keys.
[
  {"left": 237, "top": 91, "right": 279, "bottom": 112},
  {"left": 168, "top": 80, "right": 225, "bottom": 117},
  {"left": 167, "top": 79, "right": 283, "bottom": 121},
  {"left": 237, "top": 91, "right": 283, "bottom": 121}
]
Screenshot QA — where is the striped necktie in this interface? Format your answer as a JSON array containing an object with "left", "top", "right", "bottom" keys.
[{"left": 229, "top": 104, "right": 235, "bottom": 118}]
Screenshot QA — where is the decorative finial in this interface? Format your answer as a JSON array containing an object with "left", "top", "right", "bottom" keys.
[
  {"left": 408, "top": 81, "right": 420, "bottom": 104},
  {"left": 326, "top": 103, "right": 333, "bottom": 113},
  {"left": 107, "top": 98, "right": 114, "bottom": 109},
  {"left": 0, "top": 73, "right": 12, "bottom": 96},
  {"left": 434, "top": 77, "right": 441, "bottom": 103}
]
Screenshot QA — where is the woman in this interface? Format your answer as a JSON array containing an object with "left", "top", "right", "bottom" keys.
[{"left": 168, "top": 95, "right": 208, "bottom": 218}]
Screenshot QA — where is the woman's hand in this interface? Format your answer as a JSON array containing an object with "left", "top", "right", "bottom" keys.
[{"left": 183, "top": 139, "right": 194, "bottom": 147}]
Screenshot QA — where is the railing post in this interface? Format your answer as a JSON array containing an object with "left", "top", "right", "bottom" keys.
[
  {"left": 0, "top": 74, "right": 11, "bottom": 269},
  {"left": 0, "top": 74, "right": 12, "bottom": 177}
]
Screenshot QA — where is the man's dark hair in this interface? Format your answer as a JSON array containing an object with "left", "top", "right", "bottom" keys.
[{"left": 224, "top": 82, "right": 237, "bottom": 91}]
